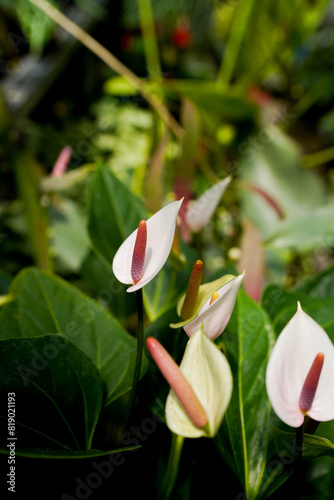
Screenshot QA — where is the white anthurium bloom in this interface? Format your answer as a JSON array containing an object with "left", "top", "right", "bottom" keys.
[
  {"left": 165, "top": 328, "right": 233, "bottom": 438},
  {"left": 185, "top": 176, "right": 231, "bottom": 232},
  {"left": 112, "top": 199, "right": 183, "bottom": 292},
  {"left": 266, "top": 302, "right": 334, "bottom": 428},
  {"left": 171, "top": 271, "right": 245, "bottom": 340}
]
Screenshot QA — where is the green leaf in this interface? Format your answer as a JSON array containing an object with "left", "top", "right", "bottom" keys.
[
  {"left": 239, "top": 127, "right": 327, "bottom": 238},
  {"left": 261, "top": 284, "right": 334, "bottom": 340},
  {"left": 0, "top": 269, "right": 11, "bottom": 294},
  {"left": 217, "top": 290, "right": 276, "bottom": 499},
  {"left": 293, "top": 264, "right": 334, "bottom": 298},
  {"left": 272, "top": 427, "right": 334, "bottom": 460},
  {"left": 80, "top": 250, "right": 136, "bottom": 328},
  {"left": 0, "top": 335, "right": 102, "bottom": 452},
  {"left": 103, "top": 77, "right": 256, "bottom": 123},
  {"left": 265, "top": 203, "right": 334, "bottom": 252},
  {"left": 87, "top": 164, "right": 147, "bottom": 266},
  {"left": 50, "top": 198, "right": 91, "bottom": 273},
  {"left": 0, "top": 447, "right": 140, "bottom": 459},
  {"left": 103, "top": 75, "right": 138, "bottom": 96},
  {"left": 0, "top": 267, "right": 147, "bottom": 405}
]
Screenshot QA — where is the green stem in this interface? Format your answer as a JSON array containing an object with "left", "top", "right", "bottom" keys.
[
  {"left": 302, "top": 146, "right": 334, "bottom": 169},
  {"left": 303, "top": 416, "right": 320, "bottom": 436},
  {"left": 160, "top": 434, "right": 185, "bottom": 500},
  {"left": 294, "top": 422, "right": 304, "bottom": 472},
  {"left": 281, "top": 73, "right": 331, "bottom": 132},
  {"left": 216, "top": 0, "right": 255, "bottom": 89},
  {"left": 27, "top": 0, "right": 183, "bottom": 138},
  {"left": 137, "top": 0, "right": 162, "bottom": 81},
  {"left": 125, "top": 288, "right": 144, "bottom": 428}
]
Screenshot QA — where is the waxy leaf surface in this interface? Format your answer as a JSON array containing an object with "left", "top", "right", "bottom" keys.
[{"left": 0, "top": 268, "right": 147, "bottom": 405}]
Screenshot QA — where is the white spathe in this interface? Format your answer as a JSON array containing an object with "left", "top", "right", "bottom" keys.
[
  {"left": 183, "top": 272, "right": 245, "bottom": 340},
  {"left": 112, "top": 199, "right": 183, "bottom": 292},
  {"left": 186, "top": 177, "right": 231, "bottom": 232},
  {"left": 266, "top": 302, "right": 334, "bottom": 427},
  {"left": 166, "top": 328, "right": 233, "bottom": 438}
]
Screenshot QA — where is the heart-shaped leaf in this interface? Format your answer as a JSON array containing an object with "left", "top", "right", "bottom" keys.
[
  {"left": 0, "top": 335, "right": 102, "bottom": 452},
  {"left": 0, "top": 267, "right": 147, "bottom": 405}
]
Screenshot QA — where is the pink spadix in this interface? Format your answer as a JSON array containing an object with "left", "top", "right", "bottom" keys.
[
  {"left": 146, "top": 336, "right": 208, "bottom": 429},
  {"left": 51, "top": 145, "right": 72, "bottom": 177},
  {"left": 131, "top": 220, "right": 147, "bottom": 284},
  {"left": 299, "top": 353, "right": 324, "bottom": 413}
]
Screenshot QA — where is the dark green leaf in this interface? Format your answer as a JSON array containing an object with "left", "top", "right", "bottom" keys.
[
  {"left": 0, "top": 267, "right": 147, "bottom": 405},
  {"left": 0, "top": 446, "right": 140, "bottom": 459},
  {"left": 80, "top": 250, "right": 136, "bottom": 328},
  {"left": 0, "top": 335, "right": 102, "bottom": 452},
  {"left": 261, "top": 284, "right": 334, "bottom": 340},
  {"left": 293, "top": 264, "right": 334, "bottom": 298},
  {"left": 272, "top": 427, "right": 334, "bottom": 460},
  {"left": 217, "top": 290, "right": 276, "bottom": 499}
]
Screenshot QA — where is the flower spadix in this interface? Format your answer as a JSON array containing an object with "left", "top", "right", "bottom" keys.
[
  {"left": 186, "top": 176, "right": 231, "bottom": 232},
  {"left": 266, "top": 302, "right": 334, "bottom": 428},
  {"left": 171, "top": 270, "right": 245, "bottom": 340},
  {"left": 146, "top": 336, "right": 209, "bottom": 431},
  {"left": 146, "top": 329, "right": 233, "bottom": 438},
  {"left": 112, "top": 199, "right": 183, "bottom": 292}
]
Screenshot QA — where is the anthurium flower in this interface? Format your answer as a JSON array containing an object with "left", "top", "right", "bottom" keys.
[
  {"left": 171, "top": 271, "right": 245, "bottom": 340},
  {"left": 146, "top": 329, "right": 232, "bottom": 438},
  {"left": 112, "top": 199, "right": 183, "bottom": 292},
  {"left": 266, "top": 302, "right": 334, "bottom": 428},
  {"left": 185, "top": 176, "right": 231, "bottom": 233}
]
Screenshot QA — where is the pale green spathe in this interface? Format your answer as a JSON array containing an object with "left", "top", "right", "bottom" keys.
[{"left": 166, "top": 328, "right": 233, "bottom": 438}]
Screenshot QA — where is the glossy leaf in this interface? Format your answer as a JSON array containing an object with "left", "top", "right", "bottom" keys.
[
  {"left": 272, "top": 427, "right": 334, "bottom": 460},
  {"left": 293, "top": 264, "right": 334, "bottom": 298},
  {"left": 0, "top": 335, "right": 102, "bottom": 452},
  {"left": 217, "top": 289, "right": 275, "bottom": 500},
  {"left": 261, "top": 284, "right": 334, "bottom": 341},
  {"left": 0, "top": 267, "right": 147, "bottom": 405}
]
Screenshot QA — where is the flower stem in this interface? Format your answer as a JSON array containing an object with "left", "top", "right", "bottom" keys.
[
  {"left": 124, "top": 288, "right": 144, "bottom": 429},
  {"left": 160, "top": 434, "right": 184, "bottom": 500},
  {"left": 294, "top": 422, "right": 304, "bottom": 473},
  {"left": 216, "top": 0, "right": 255, "bottom": 89},
  {"left": 137, "top": 0, "right": 162, "bottom": 81},
  {"left": 27, "top": 0, "right": 183, "bottom": 138}
]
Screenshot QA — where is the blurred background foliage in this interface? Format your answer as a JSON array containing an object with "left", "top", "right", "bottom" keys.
[{"left": 1, "top": 0, "right": 334, "bottom": 297}]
